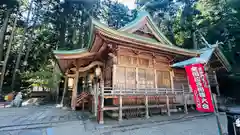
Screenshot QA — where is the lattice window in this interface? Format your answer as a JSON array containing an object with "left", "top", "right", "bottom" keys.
[{"left": 157, "top": 71, "right": 171, "bottom": 88}]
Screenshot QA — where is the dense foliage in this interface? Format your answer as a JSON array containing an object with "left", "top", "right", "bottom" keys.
[{"left": 0, "top": 0, "right": 239, "bottom": 95}]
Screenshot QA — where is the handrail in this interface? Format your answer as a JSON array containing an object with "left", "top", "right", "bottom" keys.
[{"left": 102, "top": 87, "right": 192, "bottom": 96}]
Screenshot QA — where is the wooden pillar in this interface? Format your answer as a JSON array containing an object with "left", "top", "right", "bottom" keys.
[
  {"left": 136, "top": 68, "right": 138, "bottom": 89},
  {"left": 95, "top": 79, "right": 99, "bottom": 117},
  {"left": 181, "top": 85, "right": 188, "bottom": 114},
  {"left": 119, "top": 88, "right": 123, "bottom": 121},
  {"left": 113, "top": 65, "right": 117, "bottom": 88},
  {"left": 213, "top": 71, "right": 220, "bottom": 96},
  {"left": 92, "top": 79, "right": 97, "bottom": 116},
  {"left": 213, "top": 93, "right": 219, "bottom": 112},
  {"left": 99, "top": 76, "right": 104, "bottom": 124},
  {"left": 71, "top": 71, "right": 79, "bottom": 110},
  {"left": 170, "top": 69, "right": 174, "bottom": 92},
  {"left": 166, "top": 95, "right": 170, "bottom": 116},
  {"left": 154, "top": 69, "right": 157, "bottom": 89},
  {"left": 145, "top": 93, "right": 149, "bottom": 119}
]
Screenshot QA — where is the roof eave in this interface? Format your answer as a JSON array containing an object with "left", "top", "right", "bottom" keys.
[
  {"left": 98, "top": 30, "right": 198, "bottom": 57},
  {"left": 214, "top": 48, "right": 232, "bottom": 72},
  {"left": 53, "top": 19, "right": 97, "bottom": 57}
]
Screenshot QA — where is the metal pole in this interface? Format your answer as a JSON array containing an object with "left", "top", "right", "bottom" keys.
[{"left": 205, "top": 67, "right": 223, "bottom": 135}]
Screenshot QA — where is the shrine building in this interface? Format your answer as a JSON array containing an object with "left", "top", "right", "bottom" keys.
[{"left": 54, "top": 10, "right": 231, "bottom": 124}]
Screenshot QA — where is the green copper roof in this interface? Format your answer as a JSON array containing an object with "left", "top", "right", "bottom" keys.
[
  {"left": 54, "top": 48, "right": 88, "bottom": 55},
  {"left": 119, "top": 10, "right": 174, "bottom": 46},
  {"left": 91, "top": 18, "right": 198, "bottom": 54},
  {"left": 171, "top": 48, "right": 215, "bottom": 67},
  {"left": 172, "top": 45, "right": 232, "bottom": 72}
]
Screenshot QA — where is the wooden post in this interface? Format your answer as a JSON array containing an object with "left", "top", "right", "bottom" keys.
[
  {"left": 71, "top": 71, "right": 79, "bottom": 110},
  {"left": 166, "top": 95, "right": 171, "bottom": 116},
  {"left": 145, "top": 90, "right": 149, "bottom": 119},
  {"left": 113, "top": 65, "right": 117, "bottom": 88},
  {"left": 92, "top": 79, "right": 96, "bottom": 116},
  {"left": 154, "top": 69, "right": 157, "bottom": 89},
  {"left": 99, "top": 77, "right": 104, "bottom": 124},
  {"left": 181, "top": 85, "right": 188, "bottom": 114},
  {"left": 213, "top": 94, "right": 219, "bottom": 112},
  {"left": 136, "top": 68, "right": 138, "bottom": 89},
  {"left": 119, "top": 88, "right": 123, "bottom": 121},
  {"left": 184, "top": 95, "right": 188, "bottom": 114},
  {"left": 213, "top": 71, "right": 220, "bottom": 96},
  {"left": 95, "top": 79, "right": 99, "bottom": 117},
  {"left": 170, "top": 70, "right": 174, "bottom": 92}
]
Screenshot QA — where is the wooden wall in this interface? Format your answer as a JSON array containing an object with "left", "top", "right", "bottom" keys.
[{"left": 113, "top": 46, "right": 173, "bottom": 90}]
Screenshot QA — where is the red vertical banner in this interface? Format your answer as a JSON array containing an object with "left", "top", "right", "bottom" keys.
[{"left": 185, "top": 64, "right": 214, "bottom": 113}]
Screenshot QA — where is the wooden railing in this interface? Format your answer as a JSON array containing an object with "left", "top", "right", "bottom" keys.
[
  {"left": 103, "top": 87, "right": 191, "bottom": 96},
  {"left": 76, "top": 92, "right": 90, "bottom": 110},
  {"left": 98, "top": 87, "right": 194, "bottom": 124}
]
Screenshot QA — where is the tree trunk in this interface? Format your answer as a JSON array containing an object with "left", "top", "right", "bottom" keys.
[
  {"left": 78, "top": 12, "right": 85, "bottom": 49},
  {"left": 192, "top": 31, "right": 197, "bottom": 49},
  {"left": 11, "top": 0, "right": 33, "bottom": 91},
  {"left": 59, "top": 6, "right": 67, "bottom": 49},
  {"left": 22, "top": 6, "right": 40, "bottom": 71},
  {"left": 53, "top": 62, "right": 60, "bottom": 104},
  {"left": 0, "top": 9, "right": 11, "bottom": 62},
  {"left": 0, "top": 16, "right": 17, "bottom": 94}
]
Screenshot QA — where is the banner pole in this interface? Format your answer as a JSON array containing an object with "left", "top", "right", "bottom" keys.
[{"left": 205, "top": 68, "right": 223, "bottom": 135}]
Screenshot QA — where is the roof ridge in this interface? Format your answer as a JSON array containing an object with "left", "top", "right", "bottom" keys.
[{"left": 118, "top": 10, "right": 174, "bottom": 46}]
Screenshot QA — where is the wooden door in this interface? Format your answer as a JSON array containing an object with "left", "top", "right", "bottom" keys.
[
  {"left": 146, "top": 69, "right": 154, "bottom": 88},
  {"left": 126, "top": 67, "right": 136, "bottom": 89},
  {"left": 116, "top": 67, "right": 126, "bottom": 89},
  {"left": 138, "top": 68, "right": 146, "bottom": 89},
  {"left": 156, "top": 70, "right": 171, "bottom": 89}
]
